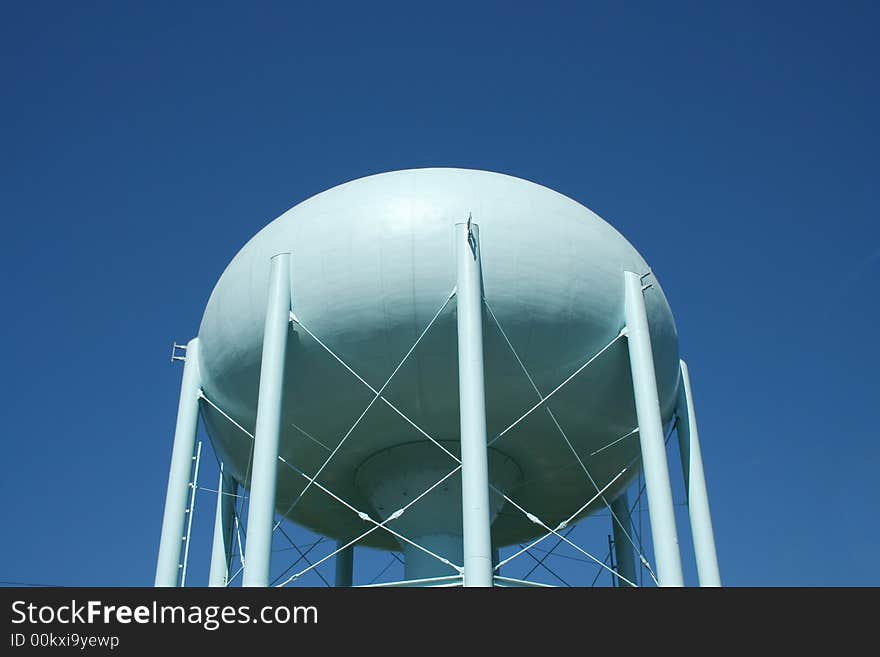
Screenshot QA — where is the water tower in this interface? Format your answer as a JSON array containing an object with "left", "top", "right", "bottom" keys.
[{"left": 154, "top": 168, "right": 721, "bottom": 587}]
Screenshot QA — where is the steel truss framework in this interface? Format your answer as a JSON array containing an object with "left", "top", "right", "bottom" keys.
[{"left": 155, "top": 222, "right": 721, "bottom": 588}]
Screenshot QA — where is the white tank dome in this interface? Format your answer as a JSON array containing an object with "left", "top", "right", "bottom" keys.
[{"left": 197, "top": 168, "right": 679, "bottom": 550}]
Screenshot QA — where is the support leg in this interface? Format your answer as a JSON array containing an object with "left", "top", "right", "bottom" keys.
[
  {"left": 611, "top": 492, "right": 637, "bottom": 587},
  {"left": 623, "top": 271, "right": 685, "bottom": 587},
  {"left": 676, "top": 359, "right": 722, "bottom": 586},
  {"left": 243, "top": 253, "right": 292, "bottom": 587},
  {"left": 455, "top": 221, "right": 493, "bottom": 588},
  {"left": 208, "top": 464, "right": 238, "bottom": 587},
  {"left": 155, "top": 337, "right": 202, "bottom": 587},
  {"left": 334, "top": 543, "right": 354, "bottom": 588}
]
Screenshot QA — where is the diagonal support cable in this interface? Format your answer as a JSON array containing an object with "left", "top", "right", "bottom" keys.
[
  {"left": 274, "top": 456, "right": 463, "bottom": 585},
  {"left": 273, "top": 537, "right": 324, "bottom": 553},
  {"left": 487, "top": 328, "right": 625, "bottom": 447},
  {"left": 522, "top": 526, "right": 576, "bottom": 582},
  {"left": 493, "top": 470, "right": 625, "bottom": 571},
  {"left": 485, "top": 302, "right": 658, "bottom": 584},
  {"left": 492, "top": 576, "right": 553, "bottom": 588},
  {"left": 367, "top": 554, "right": 399, "bottom": 585},
  {"left": 197, "top": 486, "right": 244, "bottom": 499},
  {"left": 199, "top": 391, "right": 465, "bottom": 585},
  {"left": 498, "top": 486, "right": 639, "bottom": 588},
  {"left": 227, "top": 565, "right": 244, "bottom": 586},
  {"left": 290, "top": 422, "right": 332, "bottom": 452},
  {"left": 202, "top": 428, "right": 249, "bottom": 587},
  {"left": 590, "top": 428, "right": 639, "bottom": 456},
  {"left": 618, "top": 419, "right": 678, "bottom": 585},
  {"left": 361, "top": 574, "right": 463, "bottom": 587},
  {"left": 198, "top": 391, "right": 252, "bottom": 577},
  {"left": 215, "top": 514, "right": 247, "bottom": 588},
  {"left": 270, "top": 537, "right": 326, "bottom": 586},
  {"left": 491, "top": 469, "right": 637, "bottom": 586},
  {"left": 280, "top": 288, "right": 457, "bottom": 521},
  {"left": 290, "top": 306, "right": 460, "bottom": 465},
  {"left": 276, "top": 525, "right": 331, "bottom": 587}
]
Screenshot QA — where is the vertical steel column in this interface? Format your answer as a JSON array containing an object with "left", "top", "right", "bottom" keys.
[
  {"left": 155, "top": 337, "right": 202, "bottom": 587},
  {"left": 611, "top": 492, "right": 637, "bottom": 587},
  {"left": 676, "top": 359, "right": 722, "bottom": 586},
  {"left": 334, "top": 543, "right": 354, "bottom": 588},
  {"left": 208, "top": 464, "right": 238, "bottom": 587},
  {"left": 623, "top": 271, "right": 685, "bottom": 587},
  {"left": 243, "top": 253, "right": 292, "bottom": 587},
  {"left": 455, "top": 221, "right": 493, "bottom": 588}
]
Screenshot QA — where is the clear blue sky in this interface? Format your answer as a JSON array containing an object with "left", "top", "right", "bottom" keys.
[{"left": 1, "top": 1, "right": 877, "bottom": 587}]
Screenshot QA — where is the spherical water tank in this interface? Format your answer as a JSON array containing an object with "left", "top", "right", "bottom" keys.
[{"left": 197, "top": 168, "right": 679, "bottom": 559}]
